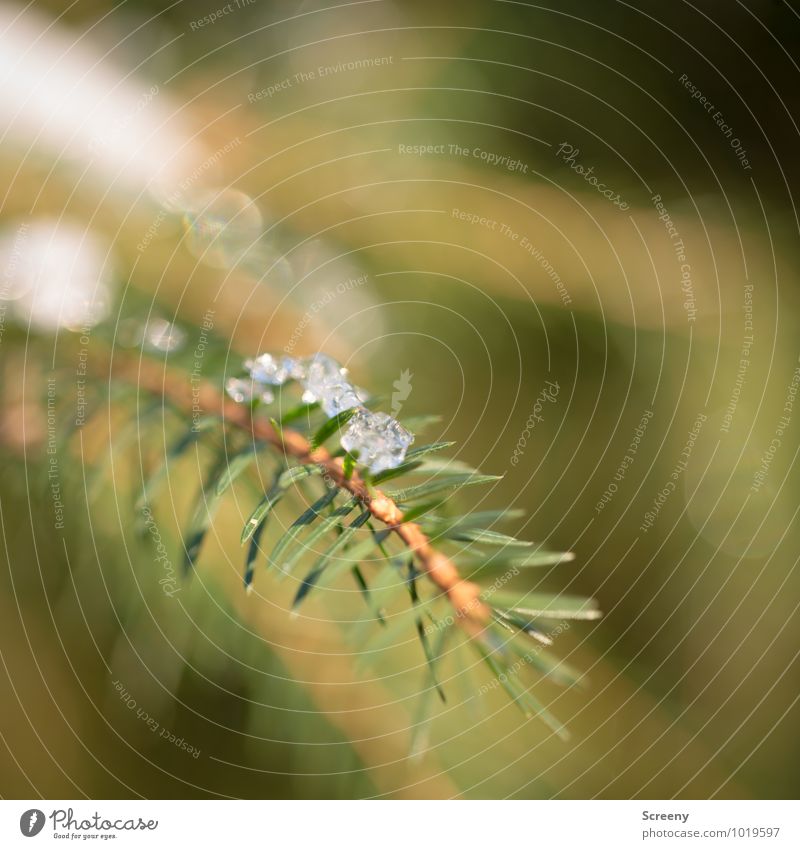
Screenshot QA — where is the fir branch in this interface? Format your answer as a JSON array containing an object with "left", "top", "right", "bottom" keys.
[
  {"left": 63, "top": 341, "right": 600, "bottom": 741},
  {"left": 110, "top": 351, "right": 492, "bottom": 637}
]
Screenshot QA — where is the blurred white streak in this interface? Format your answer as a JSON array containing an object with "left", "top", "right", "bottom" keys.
[
  {"left": 0, "top": 4, "right": 208, "bottom": 204},
  {"left": 0, "top": 219, "right": 115, "bottom": 331}
]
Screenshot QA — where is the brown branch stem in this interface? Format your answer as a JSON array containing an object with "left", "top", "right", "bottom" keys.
[{"left": 111, "top": 353, "right": 490, "bottom": 635}]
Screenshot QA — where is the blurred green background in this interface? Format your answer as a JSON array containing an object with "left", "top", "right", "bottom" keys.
[{"left": 1, "top": 0, "right": 799, "bottom": 799}]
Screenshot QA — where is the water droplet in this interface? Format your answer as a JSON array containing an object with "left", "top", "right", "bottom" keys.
[
  {"left": 225, "top": 376, "right": 274, "bottom": 405},
  {"left": 245, "top": 353, "right": 302, "bottom": 385},
  {"left": 341, "top": 410, "right": 414, "bottom": 473},
  {"left": 143, "top": 318, "right": 186, "bottom": 353}
]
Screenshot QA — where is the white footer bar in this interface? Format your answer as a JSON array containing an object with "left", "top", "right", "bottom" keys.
[{"left": 1, "top": 799, "right": 796, "bottom": 847}]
